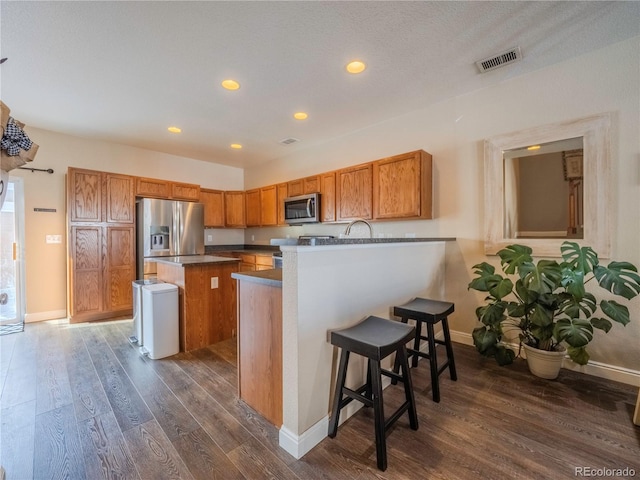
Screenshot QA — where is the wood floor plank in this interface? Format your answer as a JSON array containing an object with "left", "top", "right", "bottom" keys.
[
  {"left": 35, "top": 324, "right": 74, "bottom": 415},
  {"left": 172, "top": 427, "right": 245, "bottom": 480},
  {"left": 123, "top": 419, "right": 195, "bottom": 480},
  {"left": 78, "top": 410, "right": 139, "bottom": 480},
  {"left": 227, "top": 436, "right": 299, "bottom": 480},
  {"left": 81, "top": 327, "right": 153, "bottom": 432},
  {"left": 0, "top": 400, "right": 36, "bottom": 480},
  {"left": 190, "top": 346, "right": 238, "bottom": 387},
  {"left": 59, "top": 326, "right": 112, "bottom": 422},
  {"left": 0, "top": 325, "right": 37, "bottom": 409},
  {"left": 33, "top": 403, "right": 87, "bottom": 480},
  {"left": 142, "top": 388, "right": 201, "bottom": 442}
]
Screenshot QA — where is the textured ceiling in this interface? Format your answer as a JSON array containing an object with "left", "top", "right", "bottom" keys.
[{"left": 1, "top": 1, "right": 638, "bottom": 168}]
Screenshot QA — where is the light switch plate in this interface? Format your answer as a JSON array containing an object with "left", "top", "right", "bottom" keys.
[
  {"left": 211, "top": 277, "right": 219, "bottom": 289},
  {"left": 46, "top": 234, "right": 62, "bottom": 244}
]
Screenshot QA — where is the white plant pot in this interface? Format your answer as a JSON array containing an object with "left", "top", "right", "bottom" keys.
[{"left": 522, "top": 343, "right": 566, "bottom": 379}]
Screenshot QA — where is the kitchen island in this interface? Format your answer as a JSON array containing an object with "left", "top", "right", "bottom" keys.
[
  {"left": 232, "top": 268, "right": 283, "bottom": 427},
  {"left": 155, "top": 255, "right": 240, "bottom": 351}
]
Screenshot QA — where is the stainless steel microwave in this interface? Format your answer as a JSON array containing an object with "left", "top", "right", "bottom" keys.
[{"left": 284, "top": 193, "right": 320, "bottom": 224}]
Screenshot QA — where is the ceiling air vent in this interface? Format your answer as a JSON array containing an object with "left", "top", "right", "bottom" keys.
[
  {"left": 279, "top": 137, "right": 300, "bottom": 145},
  {"left": 476, "top": 47, "right": 522, "bottom": 73}
]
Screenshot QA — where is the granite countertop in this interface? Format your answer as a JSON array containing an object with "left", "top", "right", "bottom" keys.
[
  {"left": 205, "top": 245, "right": 279, "bottom": 256},
  {"left": 295, "top": 237, "right": 456, "bottom": 246},
  {"left": 152, "top": 255, "right": 241, "bottom": 267},
  {"left": 231, "top": 268, "right": 282, "bottom": 287}
]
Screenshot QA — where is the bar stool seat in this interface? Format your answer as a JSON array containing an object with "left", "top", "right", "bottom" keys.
[
  {"left": 328, "top": 315, "right": 418, "bottom": 471},
  {"left": 392, "top": 298, "right": 457, "bottom": 403}
]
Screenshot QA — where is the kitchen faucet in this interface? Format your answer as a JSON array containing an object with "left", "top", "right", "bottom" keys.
[{"left": 343, "top": 218, "right": 373, "bottom": 238}]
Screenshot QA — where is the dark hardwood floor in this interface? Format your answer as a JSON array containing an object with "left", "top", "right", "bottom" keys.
[{"left": 1, "top": 319, "right": 639, "bottom": 479}]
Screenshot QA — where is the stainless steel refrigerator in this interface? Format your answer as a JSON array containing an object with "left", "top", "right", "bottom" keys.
[{"left": 136, "top": 198, "right": 204, "bottom": 279}]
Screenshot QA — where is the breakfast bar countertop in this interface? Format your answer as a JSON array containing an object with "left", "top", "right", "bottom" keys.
[
  {"left": 232, "top": 268, "right": 282, "bottom": 287},
  {"left": 152, "top": 255, "right": 241, "bottom": 267}
]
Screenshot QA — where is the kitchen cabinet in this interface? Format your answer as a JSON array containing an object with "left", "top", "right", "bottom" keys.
[
  {"left": 135, "top": 177, "right": 200, "bottom": 201},
  {"left": 287, "top": 175, "right": 320, "bottom": 197},
  {"left": 320, "top": 172, "right": 336, "bottom": 222},
  {"left": 201, "top": 189, "right": 225, "bottom": 227},
  {"left": 67, "top": 167, "right": 135, "bottom": 322},
  {"left": 336, "top": 163, "right": 373, "bottom": 221},
  {"left": 224, "top": 191, "right": 246, "bottom": 227},
  {"left": 277, "top": 183, "right": 288, "bottom": 226},
  {"left": 245, "top": 189, "right": 261, "bottom": 227},
  {"left": 373, "top": 150, "right": 432, "bottom": 220},
  {"left": 135, "top": 177, "right": 170, "bottom": 199},
  {"left": 260, "top": 185, "right": 278, "bottom": 227},
  {"left": 171, "top": 181, "right": 200, "bottom": 201},
  {"left": 237, "top": 252, "right": 274, "bottom": 272}
]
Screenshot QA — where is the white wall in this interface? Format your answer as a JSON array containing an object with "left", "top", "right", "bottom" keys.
[
  {"left": 12, "top": 129, "right": 244, "bottom": 321},
  {"left": 246, "top": 37, "right": 640, "bottom": 374}
]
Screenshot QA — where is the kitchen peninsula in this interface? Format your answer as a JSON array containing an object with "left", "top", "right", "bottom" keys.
[{"left": 154, "top": 255, "right": 240, "bottom": 351}]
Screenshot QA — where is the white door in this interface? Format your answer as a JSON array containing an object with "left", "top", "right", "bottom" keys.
[{"left": 0, "top": 178, "right": 25, "bottom": 334}]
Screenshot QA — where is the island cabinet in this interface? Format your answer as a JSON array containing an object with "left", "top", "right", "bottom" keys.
[
  {"left": 336, "top": 163, "right": 373, "bottom": 221},
  {"left": 67, "top": 167, "right": 135, "bottom": 323},
  {"left": 232, "top": 270, "right": 283, "bottom": 427},
  {"left": 155, "top": 257, "right": 239, "bottom": 351},
  {"left": 200, "top": 188, "right": 225, "bottom": 227},
  {"left": 372, "top": 150, "right": 433, "bottom": 220},
  {"left": 224, "top": 191, "right": 246, "bottom": 227}
]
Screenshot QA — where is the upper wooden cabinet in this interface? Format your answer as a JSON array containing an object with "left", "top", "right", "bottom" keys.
[
  {"left": 277, "top": 183, "right": 288, "bottom": 226},
  {"left": 245, "top": 189, "right": 261, "bottom": 227},
  {"left": 171, "top": 182, "right": 200, "bottom": 201},
  {"left": 135, "top": 177, "right": 170, "bottom": 199},
  {"left": 260, "top": 185, "right": 278, "bottom": 227},
  {"left": 224, "top": 191, "right": 246, "bottom": 228},
  {"left": 336, "top": 163, "right": 373, "bottom": 221},
  {"left": 68, "top": 168, "right": 134, "bottom": 224},
  {"left": 373, "top": 150, "right": 432, "bottom": 220},
  {"left": 135, "top": 177, "right": 200, "bottom": 201},
  {"left": 201, "top": 189, "right": 225, "bottom": 228},
  {"left": 320, "top": 172, "right": 336, "bottom": 223},
  {"left": 287, "top": 175, "right": 320, "bottom": 197},
  {"left": 105, "top": 173, "right": 135, "bottom": 224}
]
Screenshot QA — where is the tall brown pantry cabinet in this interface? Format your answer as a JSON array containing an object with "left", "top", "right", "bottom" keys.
[{"left": 67, "top": 167, "right": 135, "bottom": 323}]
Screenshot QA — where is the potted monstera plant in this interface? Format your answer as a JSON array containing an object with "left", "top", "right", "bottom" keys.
[{"left": 468, "top": 241, "right": 640, "bottom": 379}]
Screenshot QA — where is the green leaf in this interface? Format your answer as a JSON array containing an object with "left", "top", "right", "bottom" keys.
[
  {"left": 560, "top": 267, "right": 586, "bottom": 300},
  {"left": 590, "top": 318, "right": 612, "bottom": 333},
  {"left": 476, "top": 302, "right": 507, "bottom": 327},
  {"left": 529, "top": 303, "right": 554, "bottom": 327},
  {"left": 494, "top": 345, "right": 516, "bottom": 366},
  {"left": 489, "top": 277, "right": 513, "bottom": 300},
  {"left": 600, "top": 300, "right": 630, "bottom": 326},
  {"left": 567, "top": 346, "right": 589, "bottom": 365},
  {"left": 561, "top": 241, "right": 598, "bottom": 274},
  {"left": 519, "top": 260, "right": 562, "bottom": 294},
  {"left": 559, "top": 292, "right": 597, "bottom": 318},
  {"left": 472, "top": 327, "right": 498, "bottom": 355},
  {"left": 594, "top": 262, "right": 640, "bottom": 300},
  {"left": 554, "top": 318, "right": 593, "bottom": 348},
  {"left": 497, "top": 244, "right": 533, "bottom": 274}
]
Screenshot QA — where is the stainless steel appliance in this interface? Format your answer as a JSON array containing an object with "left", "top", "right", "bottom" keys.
[
  {"left": 284, "top": 193, "right": 321, "bottom": 224},
  {"left": 272, "top": 252, "right": 282, "bottom": 269},
  {"left": 136, "top": 198, "right": 204, "bottom": 279}
]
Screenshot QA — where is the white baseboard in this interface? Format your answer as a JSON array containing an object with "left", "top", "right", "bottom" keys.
[
  {"left": 279, "top": 416, "right": 329, "bottom": 460},
  {"left": 24, "top": 310, "right": 67, "bottom": 323},
  {"left": 450, "top": 330, "right": 640, "bottom": 387}
]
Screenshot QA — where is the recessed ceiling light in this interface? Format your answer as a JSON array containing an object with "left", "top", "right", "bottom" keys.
[
  {"left": 293, "top": 112, "right": 308, "bottom": 120},
  {"left": 167, "top": 126, "right": 182, "bottom": 134},
  {"left": 230, "top": 143, "right": 243, "bottom": 149},
  {"left": 346, "top": 60, "right": 366, "bottom": 74},
  {"left": 527, "top": 145, "right": 541, "bottom": 151},
  {"left": 221, "top": 79, "right": 240, "bottom": 90}
]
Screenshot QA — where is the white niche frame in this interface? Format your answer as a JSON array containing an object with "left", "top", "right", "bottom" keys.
[{"left": 484, "top": 113, "right": 612, "bottom": 258}]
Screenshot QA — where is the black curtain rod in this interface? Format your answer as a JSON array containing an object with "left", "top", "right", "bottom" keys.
[{"left": 18, "top": 167, "right": 54, "bottom": 174}]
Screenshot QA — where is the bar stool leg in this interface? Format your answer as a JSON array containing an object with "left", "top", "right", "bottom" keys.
[
  {"left": 328, "top": 349, "right": 350, "bottom": 438},
  {"left": 397, "top": 346, "right": 418, "bottom": 430},
  {"left": 426, "top": 322, "right": 440, "bottom": 403},
  {"left": 411, "top": 320, "right": 422, "bottom": 368},
  {"left": 442, "top": 317, "right": 457, "bottom": 381},
  {"left": 369, "top": 359, "right": 387, "bottom": 471}
]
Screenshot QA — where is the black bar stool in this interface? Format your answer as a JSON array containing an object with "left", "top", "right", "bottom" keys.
[
  {"left": 328, "top": 315, "right": 418, "bottom": 471},
  {"left": 392, "top": 298, "right": 457, "bottom": 403}
]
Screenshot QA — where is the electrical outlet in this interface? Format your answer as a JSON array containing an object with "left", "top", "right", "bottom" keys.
[
  {"left": 207, "top": 234, "right": 213, "bottom": 242},
  {"left": 211, "top": 277, "right": 219, "bottom": 289},
  {"left": 251, "top": 235, "right": 255, "bottom": 241}
]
